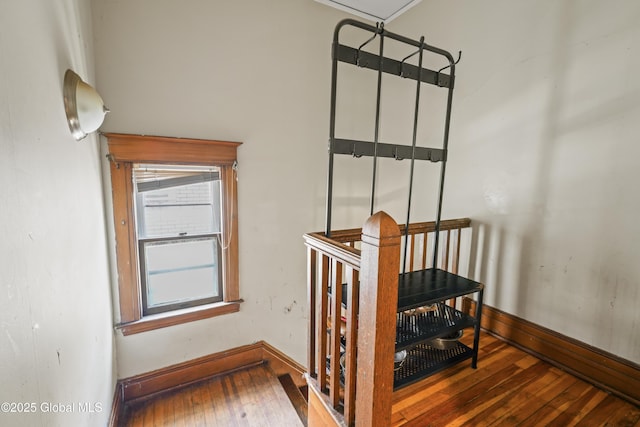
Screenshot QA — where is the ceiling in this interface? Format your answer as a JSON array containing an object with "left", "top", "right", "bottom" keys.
[{"left": 314, "top": 0, "right": 422, "bottom": 23}]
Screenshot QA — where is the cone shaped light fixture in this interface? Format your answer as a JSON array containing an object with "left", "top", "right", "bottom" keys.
[{"left": 63, "top": 69, "right": 109, "bottom": 140}]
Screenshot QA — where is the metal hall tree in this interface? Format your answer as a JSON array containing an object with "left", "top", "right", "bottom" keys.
[{"left": 322, "top": 18, "right": 484, "bottom": 388}]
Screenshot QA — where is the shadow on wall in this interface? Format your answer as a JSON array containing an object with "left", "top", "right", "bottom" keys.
[
  {"left": 511, "top": 0, "right": 572, "bottom": 318},
  {"left": 467, "top": 1, "right": 640, "bottom": 360},
  {"left": 467, "top": 221, "right": 521, "bottom": 312},
  {"left": 466, "top": 1, "right": 572, "bottom": 317}
]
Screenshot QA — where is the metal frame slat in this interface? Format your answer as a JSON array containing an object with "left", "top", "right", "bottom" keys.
[
  {"left": 334, "top": 44, "right": 452, "bottom": 88},
  {"left": 332, "top": 138, "right": 445, "bottom": 162}
]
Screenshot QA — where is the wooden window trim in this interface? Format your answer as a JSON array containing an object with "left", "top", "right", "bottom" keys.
[
  {"left": 118, "top": 302, "right": 241, "bottom": 336},
  {"left": 105, "top": 133, "right": 242, "bottom": 335}
]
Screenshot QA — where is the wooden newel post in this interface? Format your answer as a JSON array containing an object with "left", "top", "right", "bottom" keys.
[{"left": 356, "top": 211, "right": 401, "bottom": 427}]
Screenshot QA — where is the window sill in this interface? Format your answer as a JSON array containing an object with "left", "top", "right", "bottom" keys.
[{"left": 116, "top": 300, "right": 242, "bottom": 336}]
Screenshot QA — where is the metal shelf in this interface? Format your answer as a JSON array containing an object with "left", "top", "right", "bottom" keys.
[
  {"left": 395, "top": 303, "right": 477, "bottom": 351},
  {"left": 394, "top": 342, "right": 474, "bottom": 389},
  {"left": 397, "top": 268, "right": 484, "bottom": 311},
  {"left": 331, "top": 269, "right": 483, "bottom": 311}
]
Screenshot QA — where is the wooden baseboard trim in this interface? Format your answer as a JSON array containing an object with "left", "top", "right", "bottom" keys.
[
  {"left": 118, "top": 341, "right": 306, "bottom": 405},
  {"left": 462, "top": 297, "right": 640, "bottom": 406},
  {"left": 108, "top": 382, "right": 124, "bottom": 427}
]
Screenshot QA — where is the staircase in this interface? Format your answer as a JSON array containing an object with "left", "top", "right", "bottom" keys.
[
  {"left": 121, "top": 363, "right": 308, "bottom": 426},
  {"left": 278, "top": 373, "right": 309, "bottom": 426}
]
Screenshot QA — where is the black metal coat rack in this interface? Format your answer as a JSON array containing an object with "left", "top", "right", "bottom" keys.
[{"left": 325, "top": 19, "right": 461, "bottom": 270}]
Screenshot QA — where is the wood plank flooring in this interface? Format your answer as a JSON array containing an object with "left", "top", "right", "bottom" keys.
[
  {"left": 391, "top": 330, "right": 640, "bottom": 426},
  {"left": 121, "top": 331, "right": 639, "bottom": 426},
  {"left": 122, "top": 364, "right": 303, "bottom": 427}
]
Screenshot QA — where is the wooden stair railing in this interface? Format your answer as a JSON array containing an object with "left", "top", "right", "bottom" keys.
[
  {"left": 304, "top": 213, "right": 472, "bottom": 427},
  {"left": 355, "top": 212, "right": 401, "bottom": 427},
  {"left": 304, "top": 222, "right": 362, "bottom": 426}
]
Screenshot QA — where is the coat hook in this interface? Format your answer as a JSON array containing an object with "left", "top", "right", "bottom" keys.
[
  {"left": 436, "top": 50, "right": 462, "bottom": 87},
  {"left": 352, "top": 144, "right": 363, "bottom": 158},
  {"left": 394, "top": 147, "right": 404, "bottom": 161},
  {"left": 356, "top": 22, "right": 383, "bottom": 67},
  {"left": 400, "top": 36, "right": 424, "bottom": 78}
]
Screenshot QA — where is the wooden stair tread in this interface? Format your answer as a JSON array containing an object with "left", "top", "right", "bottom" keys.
[
  {"left": 233, "top": 364, "right": 305, "bottom": 427},
  {"left": 278, "top": 374, "right": 309, "bottom": 426},
  {"left": 123, "top": 363, "right": 304, "bottom": 426}
]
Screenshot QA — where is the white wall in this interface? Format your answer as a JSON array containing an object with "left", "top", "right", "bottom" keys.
[
  {"left": 396, "top": 0, "right": 640, "bottom": 363},
  {"left": 93, "top": 0, "right": 343, "bottom": 377},
  {"left": 93, "top": 0, "right": 639, "bottom": 380},
  {"left": 0, "top": 1, "right": 116, "bottom": 426}
]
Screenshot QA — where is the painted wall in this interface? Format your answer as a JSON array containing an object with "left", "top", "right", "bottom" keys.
[
  {"left": 395, "top": 0, "right": 640, "bottom": 363},
  {"left": 93, "top": 0, "right": 342, "bottom": 377},
  {"left": 93, "top": 0, "right": 639, "bottom": 380},
  {"left": 0, "top": 1, "right": 116, "bottom": 426}
]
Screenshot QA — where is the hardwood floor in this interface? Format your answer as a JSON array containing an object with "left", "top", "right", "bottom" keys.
[
  {"left": 121, "top": 364, "right": 303, "bottom": 426},
  {"left": 391, "top": 331, "right": 640, "bottom": 426},
  {"left": 121, "top": 331, "right": 639, "bottom": 426}
]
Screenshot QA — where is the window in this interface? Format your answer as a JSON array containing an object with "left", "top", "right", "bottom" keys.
[
  {"left": 135, "top": 164, "right": 223, "bottom": 315},
  {"left": 106, "top": 134, "right": 241, "bottom": 335}
]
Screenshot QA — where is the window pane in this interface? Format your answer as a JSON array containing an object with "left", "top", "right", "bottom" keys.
[
  {"left": 133, "top": 165, "right": 222, "bottom": 239},
  {"left": 142, "top": 238, "right": 221, "bottom": 310}
]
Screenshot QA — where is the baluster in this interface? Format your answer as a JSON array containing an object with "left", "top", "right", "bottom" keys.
[
  {"left": 450, "top": 228, "right": 462, "bottom": 309},
  {"left": 317, "top": 255, "right": 329, "bottom": 391},
  {"left": 307, "top": 247, "right": 317, "bottom": 377},
  {"left": 452, "top": 228, "right": 461, "bottom": 274},
  {"left": 442, "top": 229, "right": 451, "bottom": 271},
  {"left": 431, "top": 231, "right": 436, "bottom": 267},
  {"left": 343, "top": 267, "right": 359, "bottom": 426},
  {"left": 421, "top": 232, "right": 428, "bottom": 269},
  {"left": 409, "top": 233, "right": 415, "bottom": 272},
  {"left": 329, "top": 259, "right": 343, "bottom": 408},
  {"left": 441, "top": 230, "right": 455, "bottom": 307}
]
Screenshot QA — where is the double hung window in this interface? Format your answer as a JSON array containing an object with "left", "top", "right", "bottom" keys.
[
  {"left": 106, "top": 134, "right": 241, "bottom": 335},
  {"left": 134, "top": 164, "right": 223, "bottom": 315}
]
